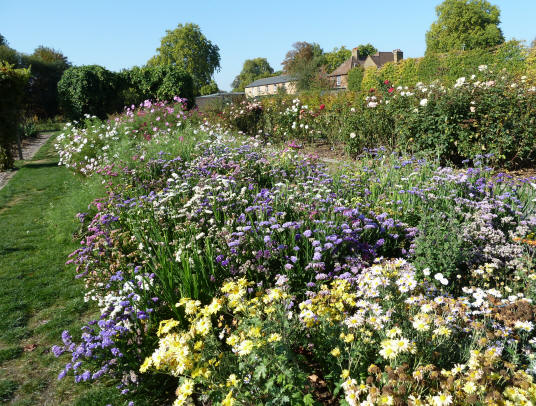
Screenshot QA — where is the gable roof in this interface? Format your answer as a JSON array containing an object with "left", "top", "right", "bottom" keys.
[
  {"left": 245, "top": 74, "right": 297, "bottom": 88},
  {"left": 328, "top": 55, "right": 367, "bottom": 76}
]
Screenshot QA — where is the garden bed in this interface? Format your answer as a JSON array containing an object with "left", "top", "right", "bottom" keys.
[{"left": 47, "top": 97, "right": 536, "bottom": 405}]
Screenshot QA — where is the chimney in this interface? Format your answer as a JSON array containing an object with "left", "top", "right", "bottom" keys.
[
  {"left": 393, "top": 49, "right": 403, "bottom": 63},
  {"left": 352, "top": 47, "right": 359, "bottom": 60}
]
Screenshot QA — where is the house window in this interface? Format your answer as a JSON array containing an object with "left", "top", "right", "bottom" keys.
[
  {"left": 273, "top": 84, "right": 277, "bottom": 92},
  {"left": 336, "top": 75, "right": 341, "bottom": 87}
]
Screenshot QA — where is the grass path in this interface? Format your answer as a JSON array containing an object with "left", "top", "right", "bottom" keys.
[{"left": 0, "top": 134, "right": 122, "bottom": 405}]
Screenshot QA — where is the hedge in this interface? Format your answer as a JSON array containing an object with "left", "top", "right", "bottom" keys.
[{"left": 0, "top": 62, "right": 30, "bottom": 169}]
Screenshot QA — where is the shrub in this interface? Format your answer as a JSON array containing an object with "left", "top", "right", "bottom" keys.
[
  {"left": 0, "top": 62, "right": 30, "bottom": 169},
  {"left": 347, "top": 66, "right": 364, "bottom": 91},
  {"left": 120, "top": 66, "right": 194, "bottom": 108},
  {"left": 58, "top": 65, "right": 120, "bottom": 120}
]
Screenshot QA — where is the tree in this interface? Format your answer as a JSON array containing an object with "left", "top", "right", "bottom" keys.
[
  {"left": 58, "top": 65, "right": 121, "bottom": 120},
  {"left": 0, "top": 45, "right": 19, "bottom": 65},
  {"left": 231, "top": 58, "right": 274, "bottom": 91},
  {"left": 282, "top": 42, "right": 324, "bottom": 74},
  {"left": 118, "top": 65, "right": 194, "bottom": 107},
  {"left": 148, "top": 23, "right": 220, "bottom": 94},
  {"left": 200, "top": 80, "right": 219, "bottom": 95},
  {"left": 324, "top": 46, "right": 351, "bottom": 73},
  {"left": 356, "top": 43, "right": 378, "bottom": 58},
  {"left": 0, "top": 34, "right": 7, "bottom": 47},
  {"left": 282, "top": 42, "right": 328, "bottom": 91},
  {"left": 425, "top": 0, "right": 504, "bottom": 54},
  {"left": 32, "top": 46, "right": 70, "bottom": 69}
]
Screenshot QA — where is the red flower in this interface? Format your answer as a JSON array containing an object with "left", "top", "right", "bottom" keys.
[
  {"left": 384, "top": 79, "right": 390, "bottom": 85},
  {"left": 319, "top": 104, "right": 325, "bottom": 110},
  {"left": 369, "top": 88, "right": 375, "bottom": 93},
  {"left": 388, "top": 87, "right": 394, "bottom": 93}
]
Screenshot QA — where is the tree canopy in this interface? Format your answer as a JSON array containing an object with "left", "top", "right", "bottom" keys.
[
  {"left": 231, "top": 58, "right": 274, "bottom": 92},
  {"left": 282, "top": 42, "right": 324, "bottom": 74},
  {"left": 426, "top": 0, "right": 504, "bottom": 54},
  {"left": 324, "top": 47, "right": 351, "bottom": 73},
  {"left": 32, "top": 46, "right": 70, "bottom": 69},
  {"left": 200, "top": 80, "right": 219, "bottom": 96},
  {"left": 356, "top": 43, "right": 378, "bottom": 58},
  {"left": 148, "top": 23, "right": 220, "bottom": 94},
  {"left": 0, "top": 34, "right": 7, "bottom": 47},
  {"left": 281, "top": 42, "right": 328, "bottom": 91}
]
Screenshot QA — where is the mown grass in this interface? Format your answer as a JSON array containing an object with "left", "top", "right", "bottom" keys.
[{"left": 0, "top": 134, "right": 132, "bottom": 405}]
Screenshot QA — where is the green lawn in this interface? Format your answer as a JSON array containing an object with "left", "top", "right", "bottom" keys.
[{"left": 0, "top": 135, "right": 125, "bottom": 405}]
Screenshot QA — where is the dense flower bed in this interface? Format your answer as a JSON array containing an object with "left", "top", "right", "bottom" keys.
[
  {"left": 203, "top": 68, "right": 536, "bottom": 169},
  {"left": 53, "top": 98, "right": 536, "bottom": 405}
]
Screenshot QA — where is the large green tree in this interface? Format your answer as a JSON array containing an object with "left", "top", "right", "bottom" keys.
[
  {"left": 32, "top": 46, "right": 70, "bottom": 69},
  {"left": 231, "top": 58, "right": 274, "bottom": 91},
  {"left": 282, "top": 42, "right": 324, "bottom": 74},
  {"left": 0, "top": 34, "right": 7, "bottom": 47},
  {"left": 426, "top": 0, "right": 504, "bottom": 54},
  {"left": 282, "top": 42, "right": 328, "bottom": 91},
  {"left": 324, "top": 46, "right": 351, "bottom": 73},
  {"left": 148, "top": 23, "right": 220, "bottom": 94},
  {"left": 355, "top": 43, "right": 378, "bottom": 58}
]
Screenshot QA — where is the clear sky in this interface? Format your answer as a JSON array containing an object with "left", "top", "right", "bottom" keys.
[{"left": 1, "top": 1, "right": 535, "bottom": 91}]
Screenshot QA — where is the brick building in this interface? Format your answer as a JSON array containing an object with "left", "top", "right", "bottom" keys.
[{"left": 328, "top": 48, "right": 403, "bottom": 90}]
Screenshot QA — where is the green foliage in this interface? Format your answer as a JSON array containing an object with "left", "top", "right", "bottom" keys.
[
  {"left": 200, "top": 80, "right": 219, "bottom": 95},
  {"left": 324, "top": 46, "right": 351, "bottom": 73},
  {"left": 232, "top": 57, "right": 274, "bottom": 92},
  {"left": 282, "top": 42, "right": 329, "bottom": 91},
  {"left": 356, "top": 43, "right": 378, "bottom": 58},
  {"left": 347, "top": 66, "right": 364, "bottom": 91},
  {"left": 148, "top": 23, "right": 220, "bottom": 94},
  {"left": 57, "top": 65, "right": 120, "bottom": 120},
  {"left": 375, "top": 40, "right": 528, "bottom": 87},
  {"left": 0, "top": 33, "right": 7, "bottom": 47},
  {"left": 527, "top": 44, "right": 536, "bottom": 81},
  {"left": 360, "top": 66, "right": 382, "bottom": 92},
  {"left": 0, "top": 380, "right": 18, "bottom": 402},
  {"left": 119, "top": 65, "right": 194, "bottom": 106},
  {"left": 0, "top": 62, "right": 30, "bottom": 169},
  {"left": 282, "top": 42, "right": 323, "bottom": 74},
  {"left": 0, "top": 347, "right": 22, "bottom": 364},
  {"left": 21, "top": 52, "right": 71, "bottom": 118},
  {"left": 31, "top": 46, "right": 70, "bottom": 68},
  {"left": 426, "top": 0, "right": 504, "bottom": 53},
  {"left": 0, "top": 44, "right": 70, "bottom": 119},
  {"left": 0, "top": 45, "right": 19, "bottom": 65}
]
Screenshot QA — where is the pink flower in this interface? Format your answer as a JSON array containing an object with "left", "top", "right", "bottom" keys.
[
  {"left": 319, "top": 104, "right": 325, "bottom": 110},
  {"left": 388, "top": 87, "right": 394, "bottom": 93},
  {"left": 384, "top": 80, "right": 390, "bottom": 85}
]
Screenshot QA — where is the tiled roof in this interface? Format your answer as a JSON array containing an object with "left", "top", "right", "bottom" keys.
[
  {"left": 328, "top": 55, "right": 367, "bottom": 76},
  {"left": 245, "top": 75, "right": 297, "bottom": 88},
  {"left": 328, "top": 51, "right": 398, "bottom": 76},
  {"left": 369, "top": 52, "right": 396, "bottom": 67}
]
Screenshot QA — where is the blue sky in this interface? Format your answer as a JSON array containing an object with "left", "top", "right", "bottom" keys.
[{"left": 1, "top": 1, "right": 535, "bottom": 91}]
